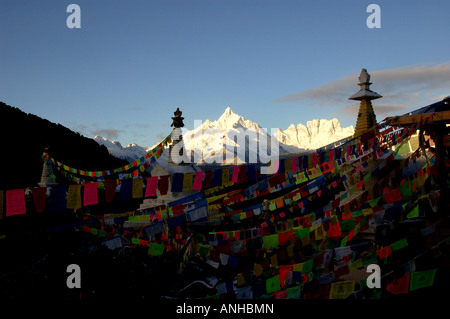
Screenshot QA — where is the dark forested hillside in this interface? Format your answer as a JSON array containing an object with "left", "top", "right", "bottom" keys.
[{"left": 0, "top": 102, "right": 128, "bottom": 189}]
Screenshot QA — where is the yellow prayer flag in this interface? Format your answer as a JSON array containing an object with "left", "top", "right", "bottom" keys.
[
  {"left": 293, "top": 262, "right": 304, "bottom": 273},
  {"left": 270, "top": 254, "right": 278, "bottom": 267},
  {"left": 254, "top": 263, "right": 263, "bottom": 277},
  {"left": 286, "top": 244, "right": 294, "bottom": 258},
  {"left": 284, "top": 158, "right": 291, "bottom": 172},
  {"left": 66, "top": 184, "right": 82, "bottom": 210},
  {"left": 236, "top": 273, "right": 246, "bottom": 287},
  {"left": 182, "top": 173, "right": 193, "bottom": 191},
  {"left": 315, "top": 224, "right": 326, "bottom": 240},
  {"left": 330, "top": 281, "right": 355, "bottom": 299},
  {"left": 132, "top": 178, "right": 144, "bottom": 199}
]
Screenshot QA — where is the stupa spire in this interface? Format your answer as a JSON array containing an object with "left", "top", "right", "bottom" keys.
[{"left": 349, "top": 68, "right": 382, "bottom": 137}]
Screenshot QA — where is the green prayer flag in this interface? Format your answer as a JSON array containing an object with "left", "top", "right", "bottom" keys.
[
  {"left": 340, "top": 219, "right": 356, "bottom": 233},
  {"left": 266, "top": 275, "right": 281, "bottom": 294},
  {"left": 391, "top": 238, "right": 408, "bottom": 252},
  {"left": 352, "top": 210, "right": 363, "bottom": 218},
  {"left": 199, "top": 245, "right": 211, "bottom": 258},
  {"left": 407, "top": 205, "right": 419, "bottom": 219},
  {"left": 400, "top": 180, "right": 414, "bottom": 198},
  {"left": 340, "top": 236, "right": 348, "bottom": 247},
  {"left": 263, "top": 234, "right": 279, "bottom": 250},
  {"left": 294, "top": 227, "right": 310, "bottom": 239},
  {"left": 369, "top": 197, "right": 381, "bottom": 208},
  {"left": 148, "top": 242, "right": 165, "bottom": 256},
  {"left": 362, "top": 253, "right": 377, "bottom": 265},
  {"left": 269, "top": 201, "right": 277, "bottom": 211},
  {"left": 287, "top": 285, "right": 301, "bottom": 299},
  {"left": 370, "top": 288, "right": 382, "bottom": 299},
  {"left": 302, "top": 259, "right": 313, "bottom": 274},
  {"left": 98, "top": 230, "right": 107, "bottom": 237},
  {"left": 409, "top": 269, "right": 437, "bottom": 291}
]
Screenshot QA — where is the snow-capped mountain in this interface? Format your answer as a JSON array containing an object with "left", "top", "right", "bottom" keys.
[
  {"left": 273, "top": 118, "right": 354, "bottom": 151},
  {"left": 93, "top": 136, "right": 150, "bottom": 162},
  {"left": 93, "top": 107, "right": 354, "bottom": 164},
  {"left": 180, "top": 107, "right": 290, "bottom": 165}
]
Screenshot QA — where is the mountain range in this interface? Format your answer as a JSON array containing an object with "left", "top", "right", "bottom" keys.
[{"left": 95, "top": 107, "right": 354, "bottom": 164}]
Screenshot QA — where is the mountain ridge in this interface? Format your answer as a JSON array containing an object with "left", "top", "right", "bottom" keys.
[{"left": 96, "top": 107, "right": 354, "bottom": 163}]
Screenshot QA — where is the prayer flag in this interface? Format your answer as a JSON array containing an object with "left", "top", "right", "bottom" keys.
[
  {"left": 409, "top": 269, "right": 437, "bottom": 291},
  {"left": 182, "top": 173, "right": 193, "bottom": 191},
  {"left": 172, "top": 173, "right": 184, "bottom": 192},
  {"left": 83, "top": 182, "right": 98, "bottom": 206},
  {"left": 266, "top": 275, "right": 281, "bottom": 294},
  {"left": 407, "top": 205, "right": 419, "bottom": 219},
  {"left": 383, "top": 188, "right": 403, "bottom": 204},
  {"left": 159, "top": 175, "right": 170, "bottom": 195},
  {"left": 287, "top": 285, "right": 301, "bottom": 299},
  {"left": 329, "top": 281, "right": 355, "bottom": 299},
  {"left": 263, "top": 234, "right": 279, "bottom": 250},
  {"left": 391, "top": 238, "right": 408, "bottom": 252},
  {"left": 148, "top": 242, "right": 165, "bottom": 256},
  {"left": 377, "top": 246, "right": 392, "bottom": 260},
  {"left": 132, "top": 178, "right": 144, "bottom": 198},
  {"left": 145, "top": 176, "right": 159, "bottom": 197},
  {"left": 231, "top": 166, "right": 239, "bottom": 183},
  {"left": 103, "top": 180, "right": 117, "bottom": 203},
  {"left": 192, "top": 171, "right": 204, "bottom": 190},
  {"left": 387, "top": 273, "right": 410, "bottom": 294},
  {"left": 48, "top": 185, "right": 66, "bottom": 212},
  {"left": 118, "top": 179, "right": 133, "bottom": 201},
  {"left": 66, "top": 184, "right": 82, "bottom": 210},
  {"left": 291, "top": 157, "right": 298, "bottom": 172},
  {"left": 6, "top": 189, "right": 26, "bottom": 217},
  {"left": 32, "top": 187, "right": 47, "bottom": 213}
]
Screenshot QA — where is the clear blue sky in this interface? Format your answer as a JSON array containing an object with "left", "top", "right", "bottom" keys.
[{"left": 1, "top": 0, "right": 449, "bottom": 147}]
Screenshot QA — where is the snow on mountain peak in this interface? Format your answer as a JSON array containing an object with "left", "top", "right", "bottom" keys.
[
  {"left": 274, "top": 118, "right": 354, "bottom": 150},
  {"left": 94, "top": 135, "right": 148, "bottom": 162},
  {"left": 93, "top": 107, "right": 354, "bottom": 164}
]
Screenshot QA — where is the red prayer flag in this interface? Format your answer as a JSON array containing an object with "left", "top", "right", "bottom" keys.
[
  {"left": 291, "top": 157, "right": 298, "bottom": 172},
  {"left": 278, "top": 230, "right": 295, "bottom": 246},
  {"left": 383, "top": 188, "right": 403, "bottom": 203},
  {"left": 83, "top": 182, "right": 98, "bottom": 206},
  {"left": 231, "top": 166, "right": 239, "bottom": 183},
  {"left": 159, "top": 175, "right": 170, "bottom": 195},
  {"left": 32, "top": 187, "right": 47, "bottom": 213},
  {"left": 103, "top": 180, "right": 117, "bottom": 203},
  {"left": 279, "top": 265, "right": 292, "bottom": 288},
  {"left": 192, "top": 171, "right": 204, "bottom": 190},
  {"left": 328, "top": 221, "right": 342, "bottom": 237},
  {"left": 387, "top": 273, "right": 410, "bottom": 294},
  {"left": 6, "top": 189, "right": 26, "bottom": 217},
  {"left": 145, "top": 176, "right": 159, "bottom": 197},
  {"left": 377, "top": 246, "right": 392, "bottom": 260}
]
